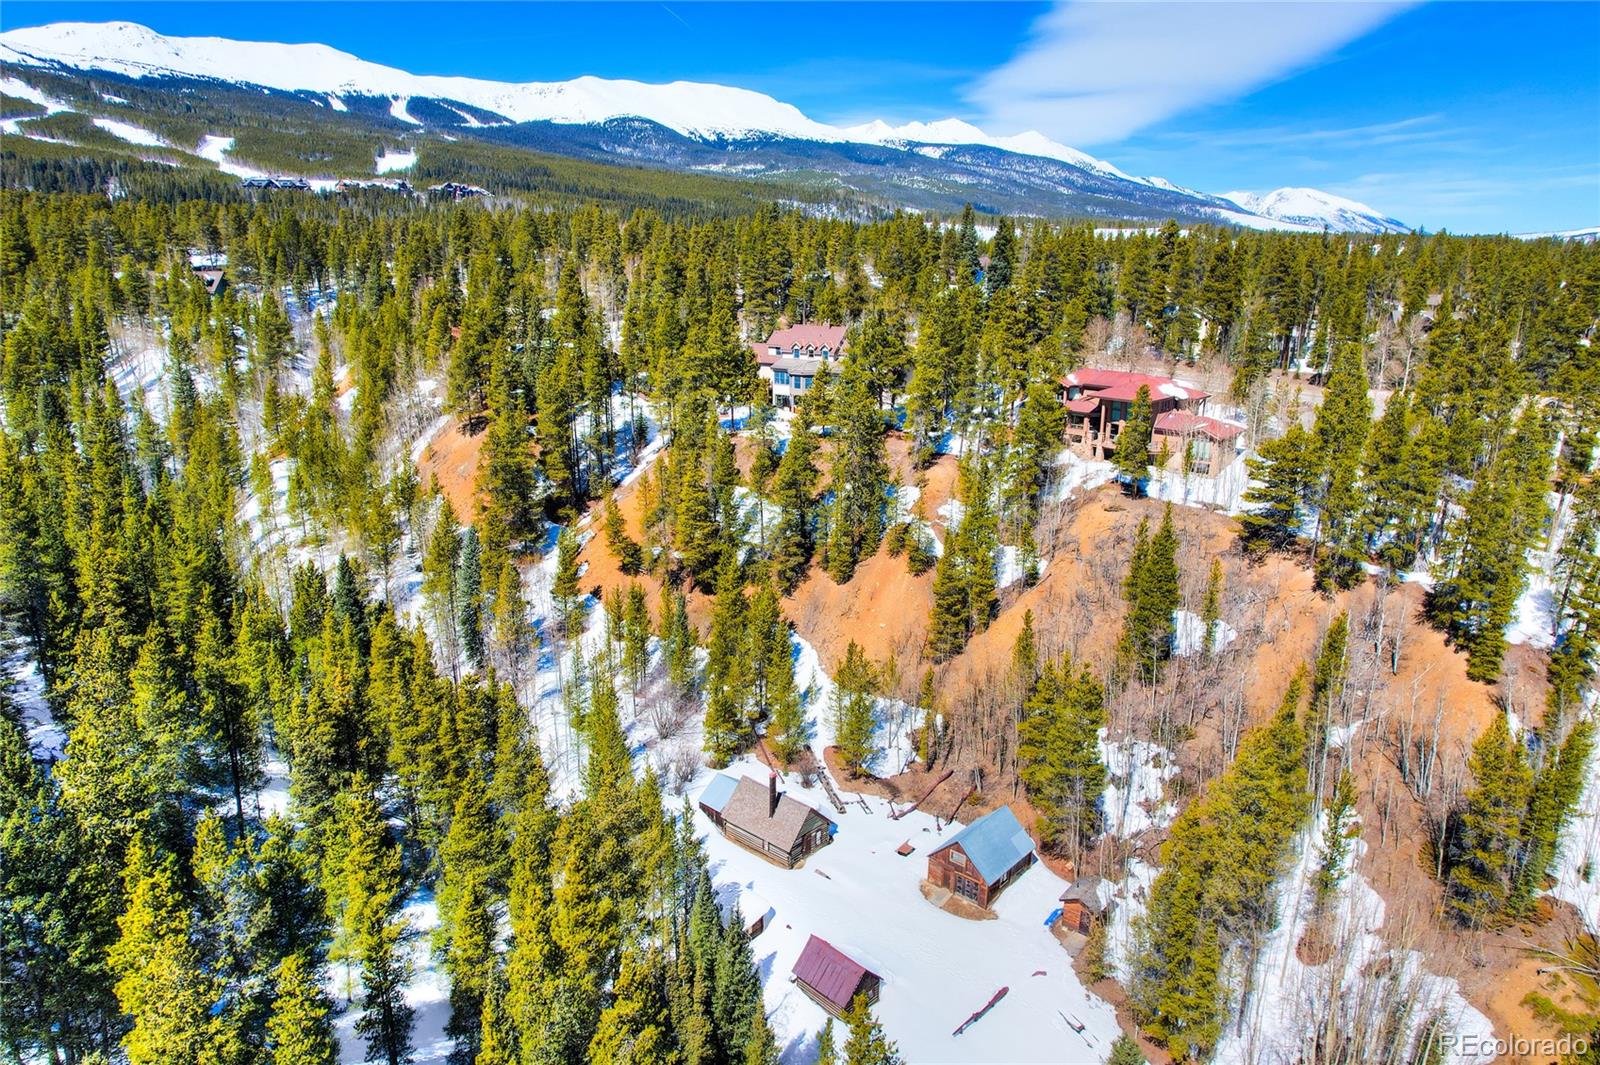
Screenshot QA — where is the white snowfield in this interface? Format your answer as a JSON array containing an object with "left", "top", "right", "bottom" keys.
[
  {"left": 1219, "top": 188, "right": 1409, "bottom": 235},
  {"left": 695, "top": 760, "right": 1121, "bottom": 1064},
  {"left": 0, "top": 19, "right": 1404, "bottom": 232},
  {"left": 91, "top": 115, "right": 165, "bottom": 146}
]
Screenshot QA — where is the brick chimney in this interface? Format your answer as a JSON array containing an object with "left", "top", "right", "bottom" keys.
[{"left": 768, "top": 771, "right": 779, "bottom": 818}]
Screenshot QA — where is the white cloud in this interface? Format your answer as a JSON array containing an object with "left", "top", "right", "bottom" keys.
[{"left": 968, "top": 0, "right": 1413, "bottom": 145}]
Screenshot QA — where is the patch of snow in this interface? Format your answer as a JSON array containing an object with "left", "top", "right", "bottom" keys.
[
  {"left": 996, "top": 544, "right": 1041, "bottom": 589},
  {"left": 374, "top": 148, "right": 417, "bottom": 173},
  {"left": 326, "top": 93, "right": 347, "bottom": 111},
  {"left": 92, "top": 115, "right": 165, "bottom": 146},
  {"left": 1100, "top": 734, "right": 1178, "bottom": 840},
  {"left": 1550, "top": 692, "right": 1600, "bottom": 929},
  {"left": 4, "top": 640, "right": 63, "bottom": 760},
  {"left": 388, "top": 96, "right": 421, "bottom": 125},
  {"left": 1506, "top": 572, "right": 1556, "bottom": 648},
  {"left": 0, "top": 74, "right": 72, "bottom": 113},
  {"left": 331, "top": 890, "right": 450, "bottom": 1065},
  {"left": 1172, "top": 609, "right": 1237, "bottom": 657},
  {"left": 196, "top": 133, "right": 266, "bottom": 178}
]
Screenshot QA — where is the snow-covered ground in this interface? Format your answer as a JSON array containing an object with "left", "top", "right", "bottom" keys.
[
  {"left": 92, "top": 115, "right": 166, "bottom": 146},
  {"left": 696, "top": 759, "right": 1120, "bottom": 1063},
  {"left": 1550, "top": 692, "right": 1600, "bottom": 929},
  {"left": 1214, "top": 816, "right": 1494, "bottom": 1065},
  {"left": 375, "top": 148, "right": 417, "bottom": 173},
  {"left": 4, "top": 637, "right": 62, "bottom": 759},
  {"left": 1172, "top": 608, "right": 1238, "bottom": 657},
  {"left": 1146, "top": 455, "right": 1250, "bottom": 513},
  {"left": 197, "top": 133, "right": 267, "bottom": 178},
  {"left": 330, "top": 890, "right": 451, "bottom": 1065},
  {"left": 1099, "top": 734, "right": 1178, "bottom": 840}
]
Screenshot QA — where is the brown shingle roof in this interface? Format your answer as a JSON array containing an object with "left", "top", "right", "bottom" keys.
[{"left": 717, "top": 775, "right": 832, "bottom": 852}]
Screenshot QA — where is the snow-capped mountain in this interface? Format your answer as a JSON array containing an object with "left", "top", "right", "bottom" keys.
[
  {"left": 1220, "top": 188, "right": 1409, "bottom": 234},
  {"left": 0, "top": 20, "right": 1409, "bottom": 231}
]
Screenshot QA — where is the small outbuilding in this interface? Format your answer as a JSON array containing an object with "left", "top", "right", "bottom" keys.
[
  {"left": 1058, "top": 876, "right": 1111, "bottom": 935},
  {"left": 791, "top": 934, "right": 881, "bottom": 1018},
  {"left": 698, "top": 772, "right": 835, "bottom": 868},
  {"left": 926, "top": 805, "right": 1036, "bottom": 909}
]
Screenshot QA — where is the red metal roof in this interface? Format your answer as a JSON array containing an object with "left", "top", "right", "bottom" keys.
[
  {"left": 766, "top": 323, "right": 847, "bottom": 353},
  {"left": 792, "top": 934, "right": 876, "bottom": 1011},
  {"left": 1154, "top": 410, "right": 1244, "bottom": 440},
  {"left": 1066, "top": 397, "right": 1099, "bottom": 415},
  {"left": 1062, "top": 368, "right": 1209, "bottom": 405}
]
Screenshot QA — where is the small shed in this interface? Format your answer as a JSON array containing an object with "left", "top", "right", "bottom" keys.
[
  {"left": 926, "top": 805, "right": 1036, "bottom": 909},
  {"left": 1058, "top": 876, "right": 1111, "bottom": 935},
  {"left": 719, "top": 885, "right": 775, "bottom": 939},
  {"left": 698, "top": 772, "right": 835, "bottom": 868},
  {"left": 792, "top": 935, "right": 881, "bottom": 1018}
]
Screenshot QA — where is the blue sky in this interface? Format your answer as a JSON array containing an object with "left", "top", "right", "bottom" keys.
[{"left": 5, "top": 1, "right": 1597, "bottom": 232}]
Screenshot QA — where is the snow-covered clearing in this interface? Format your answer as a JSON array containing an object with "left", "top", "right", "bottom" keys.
[
  {"left": 694, "top": 761, "right": 1120, "bottom": 1063},
  {"left": 197, "top": 133, "right": 267, "bottom": 178},
  {"left": 327, "top": 94, "right": 348, "bottom": 112},
  {"left": 0, "top": 75, "right": 72, "bottom": 113},
  {"left": 389, "top": 96, "right": 421, "bottom": 125},
  {"left": 92, "top": 115, "right": 166, "bottom": 146},
  {"left": 375, "top": 148, "right": 417, "bottom": 173}
]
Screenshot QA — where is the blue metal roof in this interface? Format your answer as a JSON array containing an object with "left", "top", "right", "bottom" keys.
[
  {"left": 698, "top": 773, "right": 740, "bottom": 814},
  {"left": 937, "top": 805, "right": 1033, "bottom": 885}
]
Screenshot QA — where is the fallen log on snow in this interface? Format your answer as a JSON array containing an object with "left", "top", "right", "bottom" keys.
[{"left": 952, "top": 986, "right": 1008, "bottom": 1036}]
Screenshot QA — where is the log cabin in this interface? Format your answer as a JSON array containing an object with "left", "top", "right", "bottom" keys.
[
  {"left": 926, "top": 805, "right": 1035, "bottom": 909},
  {"left": 791, "top": 934, "right": 881, "bottom": 1018},
  {"left": 698, "top": 771, "right": 835, "bottom": 868}
]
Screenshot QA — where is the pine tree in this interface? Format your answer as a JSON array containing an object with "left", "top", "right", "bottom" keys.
[
  {"left": 110, "top": 835, "right": 219, "bottom": 1065},
  {"left": 344, "top": 789, "right": 414, "bottom": 1065},
  {"left": 1444, "top": 712, "right": 1531, "bottom": 927},
  {"left": 703, "top": 558, "right": 750, "bottom": 765},
  {"left": 1311, "top": 343, "right": 1374, "bottom": 589},
  {"left": 1239, "top": 421, "right": 1318, "bottom": 555},
  {"left": 832, "top": 641, "right": 879, "bottom": 777},
  {"left": 816, "top": 1019, "right": 838, "bottom": 1065},
  {"left": 1113, "top": 385, "right": 1155, "bottom": 485},
  {"left": 268, "top": 952, "right": 339, "bottom": 1065},
  {"left": 456, "top": 526, "right": 485, "bottom": 668},
  {"left": 841, "top": 993, "right": 902, "bottom": 1065},
  {"left": 826, "top": 358, "right": 891, "bottom": 582},
  {"left": 1117, "top": 506, "right": 1181, "bottom": 684},
  {"left": 1017, "top": 658, "right": 1107, "bottom": 861},
  {"left": 1107, "top": 1033, "right": 1146, "bottom": 1065},
  {"left": 1199, "top": 558, "right": 1223, "bottom": 656}
]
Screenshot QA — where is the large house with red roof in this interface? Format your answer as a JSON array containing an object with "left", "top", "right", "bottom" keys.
[
  {"left": 754, "top": 323, "right": 847, "bottom": 408},
  {"left": 1061, "top": 367, "right": 1243, "bottom": 476}
]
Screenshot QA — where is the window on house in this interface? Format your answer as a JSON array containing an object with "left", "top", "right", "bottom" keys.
[
  {"left": 775, "top": 371, "right": 790, "bottom": 385},
  {"left": 951, "top": 850, "right": 967, "bottom": 867}
]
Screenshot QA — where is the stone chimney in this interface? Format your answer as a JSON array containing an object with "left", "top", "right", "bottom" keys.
[{"left": 768, "top": 771, "right": 779, "bottom": 818}]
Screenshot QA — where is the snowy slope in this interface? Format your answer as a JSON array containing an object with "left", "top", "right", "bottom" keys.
[{"left": 1220, "top": 187, "right": 1409, "bottom": 234}]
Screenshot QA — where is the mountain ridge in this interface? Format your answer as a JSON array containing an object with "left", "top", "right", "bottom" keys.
[{"left": 0, "top": 19, "right": 1410, "bottom": 232}]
